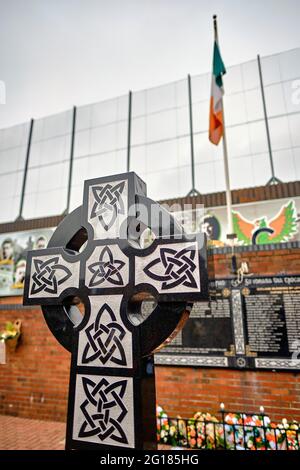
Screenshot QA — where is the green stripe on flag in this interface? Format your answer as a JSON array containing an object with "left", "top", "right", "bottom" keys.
[{"left": 213, "top": 41, "right": 226, "bottom": 88}]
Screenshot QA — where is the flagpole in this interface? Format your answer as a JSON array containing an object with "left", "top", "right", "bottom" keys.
[{"left": 213, "top": 15, "right": 234, "bottom": 237}]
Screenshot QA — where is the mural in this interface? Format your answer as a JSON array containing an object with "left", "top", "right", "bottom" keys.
[
  {"left": 232, "top": 200, "right": 298, "bottom": 245},
  {"left": 201, "top": 214, "right": 222, "bottom": 242},
  {"left": 0, "top": 229, "right": 54, "bottom": 296},
  {"left": 174, "top": 199, "right": 300, "bottom": 246}
]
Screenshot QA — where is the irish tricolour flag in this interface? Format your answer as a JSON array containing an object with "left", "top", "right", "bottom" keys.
[{"left": 209, "top": 41, "right": 226, "bottom": 145}]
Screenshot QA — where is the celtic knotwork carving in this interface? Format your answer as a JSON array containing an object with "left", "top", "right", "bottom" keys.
[
  {"left": 87, "top": 246, "right": 125, "bottom": 287},
  {"left": 79, "top": 376, "right": 128, "bottom": 444},
  {"left": 31, "top": 257, "right": 72, "bottom": 295},
  {"left": 22, "top": 171, "right": 208, "bottom": 451},
  {"left": 82, "top": 304, "right": 126, "bottom": 366},
  {"left": 90, "top": 181, "right": 125, "bottom": 231},
  {"left": 144, "top": 246, "right": 197, "bottom": 290}
]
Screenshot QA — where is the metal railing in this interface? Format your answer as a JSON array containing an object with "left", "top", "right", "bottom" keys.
[{"left": 157, "top": 410, "right": 300, "bottom": 450}]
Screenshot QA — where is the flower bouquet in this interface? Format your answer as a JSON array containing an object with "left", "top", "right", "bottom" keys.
[{"left": 0, "top": 320, "right": 21, "bottom": 351}]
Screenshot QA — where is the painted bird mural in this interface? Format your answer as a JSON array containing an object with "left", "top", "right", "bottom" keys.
[{"left": 232, "top": 201, "right": 298, "bottom": 245}]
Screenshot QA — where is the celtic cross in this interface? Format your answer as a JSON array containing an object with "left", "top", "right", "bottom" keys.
[{"left": 23, "top": 172, "right": 208, "bottom": 450}]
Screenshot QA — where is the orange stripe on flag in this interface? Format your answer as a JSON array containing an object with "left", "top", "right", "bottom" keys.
[{"left": 209, "top": 96, "right": 223, "bottom": 145}]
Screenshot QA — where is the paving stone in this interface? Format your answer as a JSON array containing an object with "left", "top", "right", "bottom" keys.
[{"left": 0, "top": 415, "right": 65, "bottom": 450}]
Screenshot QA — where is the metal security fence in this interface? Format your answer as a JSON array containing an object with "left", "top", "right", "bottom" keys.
[
  {"left": 157, "top": 410, "right": 300, "bottom": 450},
  {"left": 1, "top": 48, "right": 300, "bottom": 223}
]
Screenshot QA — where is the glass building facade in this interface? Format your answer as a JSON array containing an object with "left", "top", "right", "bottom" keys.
[{"left": 0, "top": 47, "right": 300, "bottom": 223}]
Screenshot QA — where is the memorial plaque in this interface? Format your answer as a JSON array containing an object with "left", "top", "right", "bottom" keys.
[
  {"left": 156, "top": 275, "right": 300, "bottom": 371},
  {"left": 243, "top": 289, "right": 289, "bottom": 356}
]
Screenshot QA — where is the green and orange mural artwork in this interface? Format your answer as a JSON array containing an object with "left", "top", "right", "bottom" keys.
[{"left": 232, "top": 200, "right": 298, "bottom": 245}]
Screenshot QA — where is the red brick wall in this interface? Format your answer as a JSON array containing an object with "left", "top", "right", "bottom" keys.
[
  {"left": 0, "top": 299, "right": 70, "bottom": 422},
  {"left": 0, "top": 248, "right": 300, "bottom": 423},
  {"left": 156, "top": 367, "right": 300, "bottom": 422},
  {"left": 209, "top": 248, "right": 300, "bottom": 278}
]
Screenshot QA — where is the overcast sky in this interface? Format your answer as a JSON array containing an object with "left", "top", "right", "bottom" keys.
[{"left": 0, "top": 0, "right": 300, "bottom": 128}]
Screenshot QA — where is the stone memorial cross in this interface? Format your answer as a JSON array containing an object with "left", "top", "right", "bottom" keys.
[{"left": 23, "top": 172, "right": 208, "bottom": 450}]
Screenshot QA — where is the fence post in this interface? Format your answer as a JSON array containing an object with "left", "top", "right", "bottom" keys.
[
  {"left": 257, "top": 54, "right": 281, "bottom": 185},
  {"left": 220, "top": 404, "right": 227, "bottom": 449},
  {"left": 127, "top": 90, "right": 132, "bottom": 172},
  {"left": 16, "top": 118, "right": 34, "bottom": 220},
  {"left": 66, "top": 106, "right": 77, "bottom": 214},
  {"left": 187, "top": 74, "right": 200, "bottom": 196}
]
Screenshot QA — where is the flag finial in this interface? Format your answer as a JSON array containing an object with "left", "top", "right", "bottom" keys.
[{"left": 213, "top": 15, "right": 218, "bottom": 39}]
